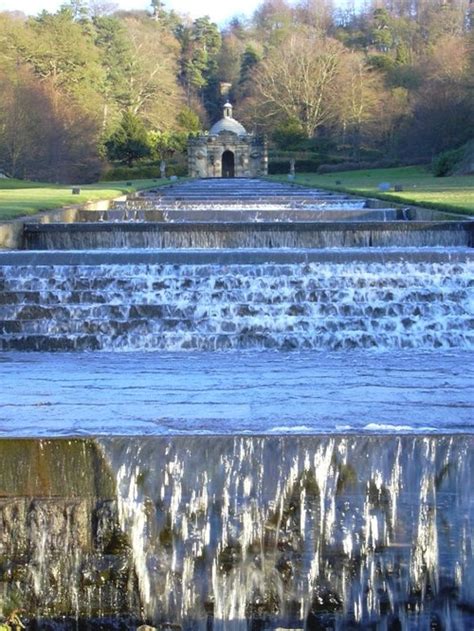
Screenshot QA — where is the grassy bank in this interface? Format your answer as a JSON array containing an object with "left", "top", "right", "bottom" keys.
[
  {"left": 270, "top": 166, "right": 474, "bottom": 215},
  {"left": 0, "top": 178, "right": 168, "bottom": 221}
]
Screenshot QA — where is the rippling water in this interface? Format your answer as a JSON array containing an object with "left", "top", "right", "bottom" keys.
[{"left": 1, "top": 349, "right": 472, "bottom": 436}]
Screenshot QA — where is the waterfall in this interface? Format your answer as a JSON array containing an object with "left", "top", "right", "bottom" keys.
[
  {"left": 1, "top": 177, "right": 473, "bottom": 629},
  {"left": 1, "top": 437, "right": 472, "bottom": 627},
  {"left": 23, "top": 220, "right": 474, "bottom": 250},
  {"left": 99, "top": 435, "right": 474, "bottom": 629},
  {"left": 1, "top": 259, "right": 472, "bottom": 351}
]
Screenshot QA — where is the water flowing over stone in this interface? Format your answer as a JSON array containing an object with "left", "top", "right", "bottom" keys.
[
  {"left": 0, "top": 257, "right": 472, "bottom": 351},
  {"left": 99, "top": 435, "right": 474, "bottom": 630},
  {"left": 1, "top": 437, "right": 472, "bottom": 629},
  {"left": 23, "top": 220, "right": 474, "bottom": 250},
  {"left": 0, "top": 439, "right": 141, "bottom": 625},
  {"left": 21, "top": 178, "right": 474, "bottom": 250},
  {"left": 1, "top": 177, "right": 473, "bottom": 629}
]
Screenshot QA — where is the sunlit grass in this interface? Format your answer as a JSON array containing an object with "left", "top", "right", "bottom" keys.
[
  {"left": 270, "top": 166, "right": 474, "bottom": 215},
  {"left": 0, "top": 178, "right": 167, "bottom": 220}
]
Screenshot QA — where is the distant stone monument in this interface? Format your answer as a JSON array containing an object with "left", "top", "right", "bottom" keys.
[{"left": 188, "top": 102, "right": 267, "bottom": 178}]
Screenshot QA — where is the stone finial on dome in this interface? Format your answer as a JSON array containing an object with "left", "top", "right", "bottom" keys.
[{"left": 209, "top": 102, "right": 247, "bottom": 136}]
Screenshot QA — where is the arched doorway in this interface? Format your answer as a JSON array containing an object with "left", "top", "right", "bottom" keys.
[{"left": 221, "top": 150, "right": 235, "bottom": 178}]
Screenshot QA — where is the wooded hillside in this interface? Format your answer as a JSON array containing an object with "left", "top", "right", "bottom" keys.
[{"left": 0, "top": 0, "right": 472, "bottom": 181}]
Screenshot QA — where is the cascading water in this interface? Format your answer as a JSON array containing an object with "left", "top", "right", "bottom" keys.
[
  {"left": 0, "top": 259, "right": 472, "bottom": 351},
  {"left": 1, "top": 178, "right": 473, "bottom": 629},
  {"left": 99, "top": 435, "right": 474, "bottom": 630},
  {"left": 22, "top": 220, "right": 474, "bottom": 250}
]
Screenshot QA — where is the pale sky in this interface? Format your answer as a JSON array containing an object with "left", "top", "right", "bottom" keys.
[{"left": 0, "top": 0, "right": 260, "bottom": 24}]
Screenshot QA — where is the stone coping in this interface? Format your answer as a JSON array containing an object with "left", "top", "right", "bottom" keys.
[
  {"left": 23, "top": 219, "right": 474, "bottom": 232},
  {"left": 0, "top": 194, "right": 128, "bottom": 250},
  {"left": 1, "top": 247, "right": 472, "bottom": 266}
]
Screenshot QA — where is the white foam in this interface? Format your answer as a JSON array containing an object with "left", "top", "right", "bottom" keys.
[{"left": 364, "top": 423, "right": 435, "bottom": 432}]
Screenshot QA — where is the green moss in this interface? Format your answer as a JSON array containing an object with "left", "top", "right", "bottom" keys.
[
  {"left": 159, "top": 516, "right": 174, "bottom": 549},
  {"left": 103, "top": 530, "right": 130, "bottom": 555},
  {"left": 218, "top": 543, "right": 242, "bottom": 574},
  {"left": 301, "top": 469, "right": 319, "bottom": 499},
  {"left": 367, "top": 480, "right": 390, "bottom": 510},
  {"left": 435, "top": 463, "right": 451, "bottom": 490},
  {"left": 135, "top": 470, "right": 148, "bottom": 489}
]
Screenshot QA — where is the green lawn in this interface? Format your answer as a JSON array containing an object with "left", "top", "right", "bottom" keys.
[
  {"left": 3, "top": 168, "right": 473, "bottom": 220},
  {"left": 270, "top": 166, "right": 474, "bottom": 215},
  {"left": 0, "top": 178, "right": 168, "bottom": 221}
]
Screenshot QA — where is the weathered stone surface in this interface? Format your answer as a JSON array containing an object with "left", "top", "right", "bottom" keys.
[
  {"left": 0, "top": 440, "right": 140, "bottom": 621},
  {"left": 0, "top": 439, "right": 115, "bottom": 498},
  {"left": 188, "top": 104, "right": 267, "bottom": 178}
]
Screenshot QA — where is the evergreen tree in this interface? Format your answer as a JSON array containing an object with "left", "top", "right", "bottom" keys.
[{"left": 105, "top": 110, "right": 150, "bottom": 166}]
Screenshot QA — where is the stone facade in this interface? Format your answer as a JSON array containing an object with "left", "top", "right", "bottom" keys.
[{"left": 188, "top": 103, "right": 267, "bottom": 178}]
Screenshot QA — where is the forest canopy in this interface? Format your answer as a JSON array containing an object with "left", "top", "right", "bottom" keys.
[{"left": 0, "top": 0, "right": 472, "bottom": 182}]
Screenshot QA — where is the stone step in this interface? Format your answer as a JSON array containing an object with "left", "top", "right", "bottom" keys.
[
  {"left": 2, "top": 248, "right": 472, "bottom": 266},
  {"left": 0, "top": 254, "right": 471, "bottom": 351},
  {"left": 22, "top": 220, "right": 474, "bottom": 250},
  {"left": 76, "top": 208, "right": 397, "bottom": 223},
  {"left": 141, "top": 194, "right": 357, "bottom": 201}
]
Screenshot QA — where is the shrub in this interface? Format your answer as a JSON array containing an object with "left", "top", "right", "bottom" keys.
[
  {"left": 104, "top": 111, "right": 150, "bottom": 167},
  {"left": 268, "top": 161, "right": 291, "bottom": 175},
  {"left": 101, "top": 158, "right": 187, "bottom": 182},
  {"left": 317, "top": 159, "right": 399, "bottom": 174},
  {"left": 101, "top": 165, "right": 160, "bottom": 181},
  {"left": 432, "top": 147, "right": 465, "bottom": 177},
  {"left": 268, "top": 157, "right": 322, "bottom": 174},
  {"left": 452, "top": 141, "right": 474, "bottom": 175},
  {"left": 272, "top": 119, "right": 306, "bottom": 150}
]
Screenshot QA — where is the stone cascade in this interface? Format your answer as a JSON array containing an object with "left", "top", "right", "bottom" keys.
[
  {"left": 0, "top": 439, "right": 142, "bottom": 626},
  {"left": 23, "top": 220, "right": 474, "bottom": 250},
  {"left": 1, "top": 176, "right": 474, "bottom": 631},
  {"left": 102, "top": 435, "right": 473, "bottom": 630},
  {"left": 0, "top": 256, "right": 472, "bottom": 351},
  {"left": 137, "top": 180, "right": 366, "bottom": 204},
  {"left": 75, "top": 207, "right": 400, "bottom": 223},
  {"left": 21, "top": 179, "right": 474, "bottom": 249},
  {"left": 1, "top": 436, "right": 473, "bottom": 629}
]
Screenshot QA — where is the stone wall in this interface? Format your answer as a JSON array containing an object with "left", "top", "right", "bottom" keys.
[
  {"left": 0, "top": 439, "right": 141, "bottom": 625},
  {"left": 0, "top": 196, "right": 127, "bottom": 250},
  {"left": 188, "top": 132, "right": 267, "bottom": 178}
]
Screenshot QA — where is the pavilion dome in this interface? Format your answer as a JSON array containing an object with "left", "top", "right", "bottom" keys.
[{"left": 209, "top": 102, "right": 247, "bottom": 136}]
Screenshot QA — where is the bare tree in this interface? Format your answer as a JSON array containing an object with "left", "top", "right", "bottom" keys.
[
  {"left": 253, "top": 29, "right": 346, "bottom": 137},
  {"left": 0, "top": 70, "right": 38, "bottom": 177},
  {"left": 294, "top": 0, "right": 335, "bottom": 34},
  {"left": 335, "top": 52, "right": 384, "bottom": 156},
  {"left": 121, "top": 16, "right": 184, "bottom": 130}
]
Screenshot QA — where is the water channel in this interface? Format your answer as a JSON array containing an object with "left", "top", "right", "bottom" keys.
[{"left": 0, "top": 178, "right": 473, "bottom": 629}]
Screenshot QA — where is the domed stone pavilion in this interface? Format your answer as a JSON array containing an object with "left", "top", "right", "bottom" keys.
[{"left": 187, "top": 102, "right": 268, "bottom": 178}]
